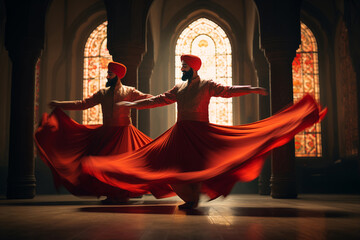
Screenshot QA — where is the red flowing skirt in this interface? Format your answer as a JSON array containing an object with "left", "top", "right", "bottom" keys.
[
  {"left": 83, "top": 94, "right": 327, "bottom": 200},
  {"left": 34, "top": 108, "right": 152, "bottom": 197}
]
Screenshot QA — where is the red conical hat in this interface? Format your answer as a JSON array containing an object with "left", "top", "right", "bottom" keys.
[
  {"left": 108, "top": 62, "right": 127, "bottom": 79},
  {"left": 180, "top": 54, "right": 202, "bottom": 71}
]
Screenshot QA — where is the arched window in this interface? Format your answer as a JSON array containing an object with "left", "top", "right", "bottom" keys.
[
  {"left": 292, "top": 22, "right": 322, "bottom": 157},
  {"left": 83, "top": 21, "right": 112, "bottom": 125},
  {"left": 175, "top": 18, "right": 232, "bottom": 125}
]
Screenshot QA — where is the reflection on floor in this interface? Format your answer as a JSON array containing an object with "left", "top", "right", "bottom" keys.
[{"left": 1, "top": 194, "right": 359, "bottom": 240}]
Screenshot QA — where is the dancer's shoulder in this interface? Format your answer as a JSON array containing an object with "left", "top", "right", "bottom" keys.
[
  {"left": 201, "top": 79, "right": 217, "bottom": 87},
  {"left": 99, "top": 88, "right": 109, "bottom": 95},
  {"left": 174, "top": 81, "right": 184, "bottom": 88},
  {"left": 121, "top": 85, "right": 136, "bottom": 91},
  {"left": 203, "top": 79, "right": 216, "bottom": 84}
]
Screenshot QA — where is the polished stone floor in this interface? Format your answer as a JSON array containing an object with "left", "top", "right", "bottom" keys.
[{"left": 0, "top": 194, "right": 359, "bottom": 240}]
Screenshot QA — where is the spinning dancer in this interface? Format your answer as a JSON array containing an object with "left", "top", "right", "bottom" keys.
[
  {"left": 35, "top": 62, "right": 153, "bottom": 203},
  {"left": 84, "top": 55, "right": 326, "bottom": 209}
]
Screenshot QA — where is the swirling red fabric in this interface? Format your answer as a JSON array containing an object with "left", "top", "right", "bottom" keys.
[
  {"left": 34, "top": 107, "right": 152, "bottom": 198},
  {"left": 83, "top": 94, "right": 327, "bottom": 200}
]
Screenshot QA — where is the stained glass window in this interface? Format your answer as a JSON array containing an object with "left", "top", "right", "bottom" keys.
[
  {"left": 175, "top": 18, "right": 232, "bottom": 125},
  {"left": 83, "top": 21, "right": 112, "bottom": 125},
  {"left": 292, "top": 22, "right": 322, "bottom": 157}
]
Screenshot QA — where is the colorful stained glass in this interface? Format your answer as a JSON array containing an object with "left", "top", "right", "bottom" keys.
[
  {"left": 83, "top": 21, "right": 112, "bottom": 125},
  {"left": 175, "top": 18, "right": 232, "bottom": 125},
  {"left": 292, "top": 22, "right": 322, "bottom": 157}
]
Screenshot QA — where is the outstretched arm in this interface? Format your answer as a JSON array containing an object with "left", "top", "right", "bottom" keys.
[
  {"left": 209, "top": 81, "right": 267, "bottom": 98},
  {"left": 129, "top": 88, "right": 153, "bottom": 101},
  {"left": 118, "top": 86, "right": 178, "bottom": 109},
  {"left": 49, "top": 91, "right": 102, "bottom": 110}
]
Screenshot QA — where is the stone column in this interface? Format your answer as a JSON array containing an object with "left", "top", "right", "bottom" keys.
[
  {"left": 267, "top": 48, "right": 297, "bottom": 198},
  {"left": 7, "top": 51, "right": 39, "bottom": 199},
  {"left": 5, "top": 0, "right": 49, "bottom": 199},
  {"left": 104, "top": 0, "right": 153, "bottom": 127},
  {"left": 254, "top": 0, "right": 302, "bottom": 198}
]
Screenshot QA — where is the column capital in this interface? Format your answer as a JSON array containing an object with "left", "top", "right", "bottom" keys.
[
  {"left": 263, "top": 46, "right": 298, "bottom": 64},
  {"left": 254, "top": 0, "right": 302, "bottom": 62},
  {"left": 7, "top": 41, "right": 42, "bottom": 66},
  {"left": 105, "top": 0, "right": 153, "bottom": 56},
  {"left": 110, "top": 44, "right": 146, "bottom": 68},
  {"left": 5, "top": 0, "right": 48, "bottom": 62}
]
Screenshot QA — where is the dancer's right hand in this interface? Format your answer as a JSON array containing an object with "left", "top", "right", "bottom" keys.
[{"left": 49, "top": 100, "right": 61, "bottom": 109}]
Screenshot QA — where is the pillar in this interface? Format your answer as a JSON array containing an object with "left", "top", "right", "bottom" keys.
[
  {"left": 267, "top": 48, "right": 297, "bottom": 198},
  {"left": 254, "top": 0, "right": 302, "bottom": 198},
  {"left": 5, "top": 0, "right": 49, "bottom": 199}
]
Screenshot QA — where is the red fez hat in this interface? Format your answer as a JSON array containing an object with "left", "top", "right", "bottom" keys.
[
  {"left": 108, "top": 62, "right": 127, "bottom": 79},
  {"left": 181, "top": 54, "right": 202, "bottom": 71}
]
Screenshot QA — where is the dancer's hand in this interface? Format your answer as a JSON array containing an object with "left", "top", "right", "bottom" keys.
[
  {"left": 117, "top": 101, "right": 136, "bottom": 108},
  {"left": 255, "top": 87, "right": 268, "bottom": 96},
  {"left": 49, "top": 100, "right": 61, "bottom": 109}
]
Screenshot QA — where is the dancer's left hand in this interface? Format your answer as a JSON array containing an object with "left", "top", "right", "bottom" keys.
[{"left": 256, "top": 87, "right": 268, "bottom": 96}]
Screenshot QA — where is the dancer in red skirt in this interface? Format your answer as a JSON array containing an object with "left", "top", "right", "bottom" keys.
[
  {"left": 35, "top": 62, "right": 153, "bottom": 203},
  {"left": 84, "top": 55, "right": 326, "bottom": 209}
]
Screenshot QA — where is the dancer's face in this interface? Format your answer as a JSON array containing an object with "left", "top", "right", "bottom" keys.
[
  {"left": 181, "top": 61, "right": 193, "bottom": 81},
  {"left": 106, "top": 70, "right": 118, "bottom": 87},
  {"left": 107, "top": 71, "right": 116, "bottom": 80}
]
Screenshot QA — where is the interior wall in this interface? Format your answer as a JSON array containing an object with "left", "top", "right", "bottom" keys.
[
  {"left": 0, "top": 0, "right": 11, "bottom": 195},
  {"left": 334, "top": 20, "right": 358, "bottom": 159},
  {"left": 39, "top": 0, "right": 106, "bottom": 123}
]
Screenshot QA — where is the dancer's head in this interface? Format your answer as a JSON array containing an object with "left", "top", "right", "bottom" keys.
[
  {"left": 180, "top": 54, "right": 201, "bottom": 81},
  {"left": 106, "top": 62, "right": 127, "bottom": 87}
]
